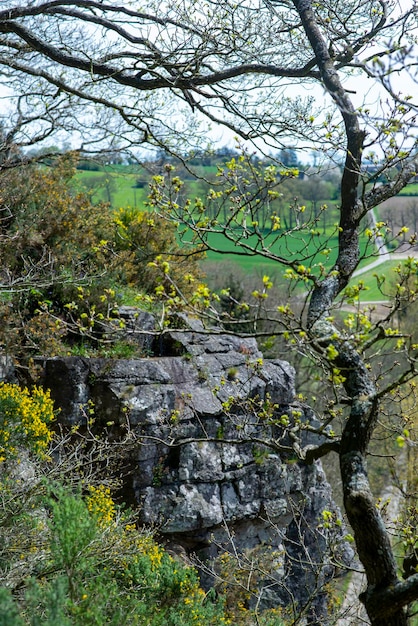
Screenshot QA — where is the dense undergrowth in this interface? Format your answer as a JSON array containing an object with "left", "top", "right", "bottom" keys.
[
  {"left": 0, "top": 155, "right": 204, "bottom": 365},
  {"left": 0, "top": 383, "right": 289, "bottom": 626}
]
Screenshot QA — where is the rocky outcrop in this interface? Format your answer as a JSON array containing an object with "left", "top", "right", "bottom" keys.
[{"left": 36, "top": 315, "right": 351, "bottom": 621}]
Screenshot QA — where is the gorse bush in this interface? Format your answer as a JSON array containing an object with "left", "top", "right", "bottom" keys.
[
  {"left": 86, "top": 484, "right": 116, "bottom": 527},
  {"left": 0, "top": 377, "right": 230, "bottom": 625},
  {"left": 0, "top": 481, "right": 232, "bottom": 626},
  {"left": 0, "top": 155, "right": 203, "bottom": 361},
  {"left": 0, "top": 383, "right": 54, "bottom": 462},
  {"left": 114, "top": 206, "right": 205, "bottom": 297}
]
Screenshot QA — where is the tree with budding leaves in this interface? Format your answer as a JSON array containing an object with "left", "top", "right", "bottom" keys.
[{"left": 1, "top": 1, "right": 418, "bottom": 623}]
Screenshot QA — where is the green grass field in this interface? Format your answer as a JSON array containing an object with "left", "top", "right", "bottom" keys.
[
  {"left": 74, "top": 168, "right": 149, "bottom": 208},
  {"left": 355, "top": 259, "right": 413, "bottom": 301},
  {"left": 399, "top": 182, "right": 418, "bottom": 196},
  {"left": 204, "top": 229, "right": 375, "bottom": 273},
  {"left": 73, "top": 166, "right": 410, "bottom": 302},
  {"left": 73, "top": 164, "right": 216, "bottom": 209}
]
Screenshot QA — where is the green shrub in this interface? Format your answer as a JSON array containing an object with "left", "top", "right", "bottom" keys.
[
  {"left": 0, "top": 382, "right": 287, "bottom": 626},
  {"left": 113, "top": 206, "right": 204, "bottom": 297},
  {"left": 0, "top": 483, "right": 230, "bottom": 626},
  {"left": 0, "top": 156, "right": 204, "bottom": 360}
]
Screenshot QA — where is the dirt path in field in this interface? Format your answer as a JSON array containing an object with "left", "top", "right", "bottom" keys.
[
  {"left": 353, "top": 207, "right": 418, "bottom": 278},
  {"left": 337, "top": 208, "right": 418, "bottom": 321}
]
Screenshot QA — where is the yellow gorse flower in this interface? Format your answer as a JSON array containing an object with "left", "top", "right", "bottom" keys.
[
  {"left": 0, "top": 383, "right": 54, "bottom": 462},
  {"left": 86, "top": 485, "right": 116, "bottom": 527}
]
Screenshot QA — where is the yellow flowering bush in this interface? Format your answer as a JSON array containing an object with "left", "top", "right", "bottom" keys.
[
  {"left": 0, "top": 383, "right": 54, "bottom": 462},
  {"left": 134, "top": 533, "right": 164, "bottom": 570},
  {"left": 113, "top": 206, "right": 204, "bottom": 299},
  {"left": 0, "top": 158, "right": 205, "bottom": 360},
  {"left": 86, "top": 485, "right": 116, "bottom": 527},
  {"left": 0, "top": 480, "right": 232, "bottom": 626}
]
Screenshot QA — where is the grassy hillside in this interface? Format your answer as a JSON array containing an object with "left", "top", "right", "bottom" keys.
[
  {"left": 73, "top": 164, "right": 416, "bottom": 302},
  {"left": 398, "top": 182, "right": 418, "bottom": 196},
  {"left": 74, "top": 167, "right": 148, "bottom": 208},
  {"left": 73, "top": 163, "right": 215, "bottom": 209}
]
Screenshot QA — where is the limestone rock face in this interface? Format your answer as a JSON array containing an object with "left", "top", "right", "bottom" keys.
[
  {"left": 39, "top": 317, "right": 350, "bottom": 620},
  {"left": 0, "top": 355, "right": 17, "bottom": 383}
]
